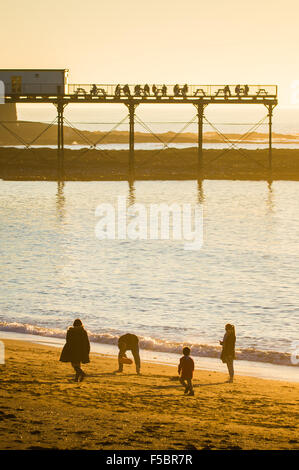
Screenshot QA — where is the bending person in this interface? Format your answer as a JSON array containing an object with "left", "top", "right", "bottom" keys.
[
  {"left": 116, "top": 333, "right": 141, "bottom": 375},
  {"left": 220, "top": 323, "right": 236, "bottom": 383},
  {"left": 60, "top": 318, "right": 90, "bottom": 382}
]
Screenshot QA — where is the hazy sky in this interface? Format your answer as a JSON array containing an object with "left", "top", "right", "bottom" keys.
[{"left": 1, "top": 0, "right": 299, "bottom": 107}]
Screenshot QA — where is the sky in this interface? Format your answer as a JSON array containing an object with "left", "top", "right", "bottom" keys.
[{"left": 1, "top": 0, "right": 299, "bottom": 129}]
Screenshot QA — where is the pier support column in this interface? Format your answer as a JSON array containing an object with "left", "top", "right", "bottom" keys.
[
  {"left": 266, "top": 104, "right": 274, "bottom": 173},
  {"left": 56, "top": 101, "right": 66, "bottom": 180},
  {"left": 126, "top": 102, "right": 138, "bottom": 180},
  {"left": 195, "top": 103, "right": 206, "bottom": 176}
]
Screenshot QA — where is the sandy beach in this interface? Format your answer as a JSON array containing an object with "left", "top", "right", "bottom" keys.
[
  {"left": 0, "top": 339, "right": 298, "bottom": 450},
  {"left": 1, "top": 148, "right": 299, "bottom": 181}
]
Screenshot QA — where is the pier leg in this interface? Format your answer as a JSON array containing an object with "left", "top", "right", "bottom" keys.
[
  {"left": 127, "top": 103, "right": 138, "bottom": 180},
  {"left": 56, "top": 101, "right": 65, "bottom": 180},
  {"left": 196, "top": 103, "right": 205, "bottom": 175},
  {"left": 267, "top": 104, "right": 273, "bottom": 172}
]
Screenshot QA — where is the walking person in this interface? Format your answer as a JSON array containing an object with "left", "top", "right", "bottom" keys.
[
  {"left": 220, "top": 324, "right": 236, "bottom": 383},
  {"left": 116, "top": 333, "right": 141, "bottom": 375},
  {"left": 60, "top": 319, "right": 90, "bottom": 382},
  {"left": 178, "top": 347, "right": 195, "bottom": 396}
]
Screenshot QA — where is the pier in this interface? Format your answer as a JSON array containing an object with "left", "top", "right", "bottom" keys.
[{"left": 3, "top": 83, "right": 278, "bottom": 179}]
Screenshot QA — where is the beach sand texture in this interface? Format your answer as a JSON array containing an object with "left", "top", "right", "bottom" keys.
[
  {"left": 0, "top": 340, "right": 298, "bottom": 450},
  {"left": 2, "top": 148, "right": 299, "bottom": 181}
]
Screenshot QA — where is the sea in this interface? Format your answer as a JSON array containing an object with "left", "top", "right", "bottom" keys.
[{"left": 0, "top": 178, "right": 298, "bottom": 382}]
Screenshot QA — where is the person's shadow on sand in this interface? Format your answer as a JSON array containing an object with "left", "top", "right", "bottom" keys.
[
  {"left": 198, "top": 381, "right": 228, "bottom": 387},
  {"left": 64, "top": 373, "right": 227, "bottom": 387},
  {"left": 153, "top": 382, "right": 226, "bottom": 390},
  {"left": 87, "top": 372, "right": 119, "bottom": 377},
  {"left": 152, "top": 376, "right": 227, "bottom": 389}
]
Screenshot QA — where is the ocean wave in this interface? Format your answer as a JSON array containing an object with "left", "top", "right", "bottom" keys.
[{"left": 0, "top": 321, "right": 296, "bottom": 367}]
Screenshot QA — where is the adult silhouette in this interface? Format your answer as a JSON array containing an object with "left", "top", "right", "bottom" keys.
[
  {"left": 60, "top": 319, "right": 90, "bottom": 382},
  {"left": 116, "top": 333, "right": 141, "bottom": 375},
  {"left": 220, "top": 324, "right": 236, "bottom": 383}
]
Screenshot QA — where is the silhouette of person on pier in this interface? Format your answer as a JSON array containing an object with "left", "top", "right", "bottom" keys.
[
  {"left": 244, "top": 84, "right": 249, "bottom": 96},
  {"left": 224, "top": 85, "right": 231, "bottom": 98},
  {"left": 235, "top": 84, "right": 241, "bottom": 96},
  {"left": 182, "top": 84, "right": 188, "bottom": 97},
  {"left": 115, "top": 84, "right": 121, "bottom": 97},
  {"left": 162, "top": 84, "right": 167, "bottom": 96},
  {"left": 144, "top": 84, "right": 150, "bottom": 96},
  {"left": 152, "top": 84, "right": 158, "bottom": 96},
  {"left": 91, "top": 84, "right": 98, "bottom": 95},
  {"left": 174, "top": 84, "right": 180, "bottom": 96},
  {"left": 134, "top": 85, "right": 141, "bottom": 96},
  {"left": 123, "top": 84, "right": 131, "bottom": 96}
]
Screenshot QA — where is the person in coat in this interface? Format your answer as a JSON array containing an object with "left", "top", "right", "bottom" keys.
[
  {"left": 220, "top": 323, "right": 236, "bottom": 383},
  {"left": 116, "top": 333, "right": 141, "bottom": 375},
  {"left": 60, "top": 319, "right": 90, "bottom": 382}
]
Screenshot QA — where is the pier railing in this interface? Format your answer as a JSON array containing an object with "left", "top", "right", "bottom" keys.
[
  {"left": 67, "top": 83, "right": 277, "bottom": 99},
  {"left": 4, "top": 83, "right": 277, "bottom": 99}
]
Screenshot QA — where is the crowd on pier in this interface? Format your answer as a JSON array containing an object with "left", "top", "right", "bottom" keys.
[
  {"left": 113, "top": 83, "right": 189, "bottom": 97},
  {"left": 73, "top": 83, "right": 269, "bottom": 99}
]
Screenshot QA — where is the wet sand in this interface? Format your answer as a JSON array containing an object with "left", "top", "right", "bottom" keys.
[
  {"left": 0, "top": 339, "right": 298, "bottom": 450},
  {"left": 1, "top": 148, "right": 299, "bottom": 181}
]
